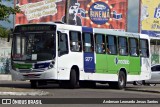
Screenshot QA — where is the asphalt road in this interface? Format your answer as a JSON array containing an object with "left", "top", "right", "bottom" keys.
[{"left": 0, "top": 81, "right": 160, "bottom": 107}]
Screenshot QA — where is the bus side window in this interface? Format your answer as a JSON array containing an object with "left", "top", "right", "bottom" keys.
[
  {"left": 140, "top": 39, "right": 149, "bottom": 57},
  {"left": 69, "top": 31, "right": 82, "bottom": 52},
  {"left": 129, "top": 38, "right": 139, "bottom": 56},
  {"left": 82, "top": 32, "right": 94, "bottom": 52},
  {"left": 58, "top": 32, "right": 69, "bottom": 56},
  {"left": 106, "top": 35, "right": 117, "bottom": 55},
  {"left": 95, "top": 34, "right": 106, "bottom": 54},
  {"left": 118, "top": 37, "right": 128, "bottom": 56}
]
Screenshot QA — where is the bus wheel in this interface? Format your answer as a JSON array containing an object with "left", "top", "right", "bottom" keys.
[
  {"left": 68, "top": 69, "right": 78, "bottom": 89},
  {"left": 117, "top": 71, "right": 126, "bottom": 89},
  {"left": 30, "top": 80, "right": 38, "bottom": 88}
]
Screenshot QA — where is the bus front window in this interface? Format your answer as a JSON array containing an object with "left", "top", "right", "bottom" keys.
[{"left": 12, "top": 33, "right": 56, "bottom": 61}]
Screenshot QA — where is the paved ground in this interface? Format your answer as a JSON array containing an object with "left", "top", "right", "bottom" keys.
[
  {"left": 1, "top": 75, "right": 160, "bottom": 94},
  {"left": 0, "top": 80, "right": 160, "bottom": 95},
  {"left": 0, "top": 81, "right": 160, "bottom": 107}
]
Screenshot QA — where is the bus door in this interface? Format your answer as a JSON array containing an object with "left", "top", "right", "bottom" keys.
[
  {"left": 82, "top": 27, "right": 95, "bottom": 73},
  {"left": 57, "top": 30, "right": 70, "bottom": 78},
  {"left": 140, "top": 39, "right": 150, "bottom": 76},
  {"left": 95, "top": 34, "right": 108, "bottom": 73}
]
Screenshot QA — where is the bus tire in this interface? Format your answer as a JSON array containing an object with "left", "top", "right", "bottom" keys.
[
  {"left": 30, "top": 80, "right": 38, "bottom": 88},
  {"left": 117, "top": 71, "right": 126, "bottom": 89},
  {"left": 69, "top": 69, "right": 78, "bottom": 89},
  {"left": 109, "top": 71, "right": 126, "bottom": 89}
]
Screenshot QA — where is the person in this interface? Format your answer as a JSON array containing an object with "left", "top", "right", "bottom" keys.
[
  {"left": 96, "top": 43, "right": 105, "bottom": 53},
  {"left": 71, "top": 41, "right": 80, "bottom": 51},
  {"left": 131, "top": 48, "right": 137, "bottom": 56},
  {"left": 62, "top": 1, "right": 82, "bottom": 26},
  {"left": 96, "top": 44, "right": 102, "bottom": 53},
  {"left": 106, "top": 47, "right": 111, "bottom": 54}
]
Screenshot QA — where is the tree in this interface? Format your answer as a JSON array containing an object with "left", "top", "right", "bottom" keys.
[
  {"left": 0, "top": 0, "right": 20, "bottom": 22},
  {"left": 0, "top": 27, "right": 11, "bottom": 38}
]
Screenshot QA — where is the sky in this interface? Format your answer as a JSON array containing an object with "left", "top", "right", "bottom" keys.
[{"left": 0, "top": 0, "right": 140, "bottom": 33}]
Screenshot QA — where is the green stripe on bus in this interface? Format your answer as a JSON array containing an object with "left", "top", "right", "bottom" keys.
[
  {"left": 14, "top": 63, "right": 32, "bottom": 69},
  {"left": 96, "top": 54, "right": 141, "bottom": 75}
]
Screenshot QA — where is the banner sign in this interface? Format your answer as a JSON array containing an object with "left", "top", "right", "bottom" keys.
[
  {"left": 15, "top": 0, "right": 127, "bottom": 30},
  {"left": 89, "top": 1, "right": 110, "bottom": 25},
  {"left": 19, "top": 0, "right": 60, "bottom": 21},
  {"left": 141, "top": 0, "right": 160, "bottom": 36}
]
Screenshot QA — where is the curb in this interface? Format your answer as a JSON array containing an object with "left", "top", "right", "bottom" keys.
[
  {"left": 125, "top": 88, "right": 160, "bottom": 93},
  {"left": 0, "top": 75, "right": 12, "bottom": 81}
]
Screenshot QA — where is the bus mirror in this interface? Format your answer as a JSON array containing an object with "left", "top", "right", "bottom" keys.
[
  {"left": 7, "top": 29, "right": 13, "bottom": 42},
  {"left": 7, "top": 34, "right": 10, "bottom": 42},
  {"left": 57, "top": 31, "right": 62, "bottom": 36},
  {"left": 7, "top": 35, "right": 10, "bottom": 42},
  {"left": 7, "top": 34, "right": 13, "bottom": 42}
]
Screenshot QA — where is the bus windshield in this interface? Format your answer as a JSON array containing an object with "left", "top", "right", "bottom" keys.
[{"left": 12, "top": 32, "right": 56, "bottom": 61}]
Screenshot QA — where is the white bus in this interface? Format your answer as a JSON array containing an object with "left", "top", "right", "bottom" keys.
[{"left": 9, "top": 23, "right": 151, "bottom": 89}]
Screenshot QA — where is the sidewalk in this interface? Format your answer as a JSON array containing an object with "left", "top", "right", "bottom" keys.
[
  {"left": 0, "top": 80, "right": 50, "bottom": 96},
  {"left": 0, "top": 74, "right": 11, "bottom": 80}
]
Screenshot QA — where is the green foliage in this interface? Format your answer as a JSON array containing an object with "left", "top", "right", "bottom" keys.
[
  {"left": 0, "top": 27, "right": 11, "bottom": 38},
  {"left": 0, "top": 0, "right": 20, "bottom": 22}
]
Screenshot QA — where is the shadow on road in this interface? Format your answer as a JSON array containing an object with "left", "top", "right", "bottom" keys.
[
  {"left": 1, "top": 81, "right": 159, "bottom": 93},
  {"left": 0, "top": 81, "right": 126, "bottom": 90}
]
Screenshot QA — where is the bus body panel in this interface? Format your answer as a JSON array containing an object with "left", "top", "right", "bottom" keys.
[
  {"left": 139, "top": 34, "right": 151, "bottom": 81},
  {"left": 96, "top": 54, "right": 108, "bottom": 73},
  {"left": 82, "top": 27, "right": 95, "bottom": 73},
  {"left": 107, "top": 55, "right": 118, "bottom": 74},
  {"left": 83, "top": 53, "right": 95, "bottom": 73},
  {"left": 56, "top": 25, "right": 84, "bottom": 80},
  {"left": 93, "top": 29, "right": 108, "bottom": 74},
  {"left": 129, "top": 56, "right": 141, "bottom": 75}
]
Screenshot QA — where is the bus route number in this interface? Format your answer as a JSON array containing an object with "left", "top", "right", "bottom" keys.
[{"left": 85, "top": 57, "right": 93, "bottom": 62}]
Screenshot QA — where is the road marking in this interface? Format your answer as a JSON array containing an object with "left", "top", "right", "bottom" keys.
[{"left": 0, "top": 91, "right": 50, "bottom": 96}]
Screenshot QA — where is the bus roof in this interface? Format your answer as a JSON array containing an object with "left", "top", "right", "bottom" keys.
[{"left": 14, "top": 23, "right": 149, "bottom": 40}]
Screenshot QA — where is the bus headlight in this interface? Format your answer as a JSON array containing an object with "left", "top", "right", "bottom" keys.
[
  {"left": 48, "top": 60, "right": 55, "bottom": 69},
  {"left": 49, "top": 64, "right": 54, "bottom": 68}
]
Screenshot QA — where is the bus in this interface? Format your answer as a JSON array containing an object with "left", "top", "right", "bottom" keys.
[{"left": 9, "top": 22, "right": 151, "bottom": 89}]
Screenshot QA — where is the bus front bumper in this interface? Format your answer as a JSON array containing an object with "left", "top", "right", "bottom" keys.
[{"left": 10, "top": 68, "right": 58, "bottom": 81}]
